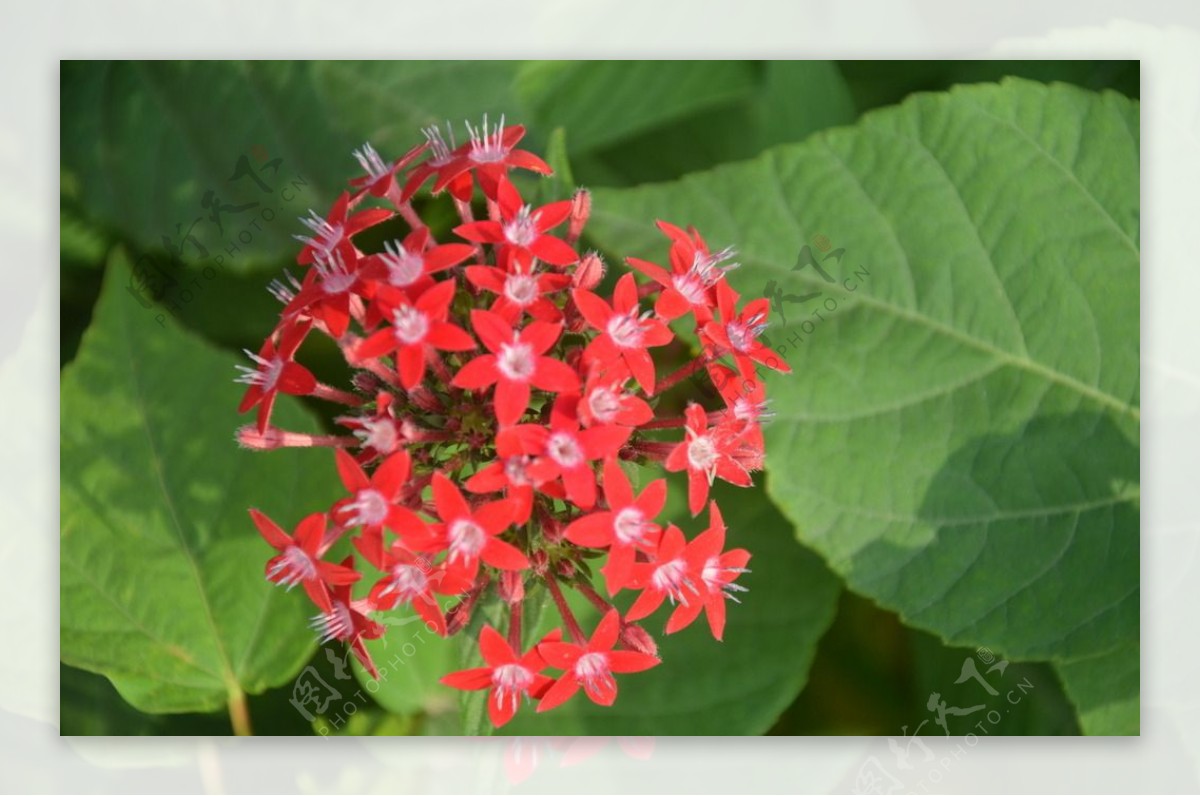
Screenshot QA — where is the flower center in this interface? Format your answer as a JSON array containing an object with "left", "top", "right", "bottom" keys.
[
  {"left": 392, "top": 305, "right": 430, "bottom": 345},
  {"left": 613, "top": 507, "right": 648, "bottom": 545},
  {"left": 384, "top": 563, "right": 429, "bottom": 601},
  {"left": 587, "top": 386, "right": 622, "bottom": 424},
  {"left": 312, "top": 600, "right": 353, "bottom": 643},
  {"left": 606, "top": 312, "right": 644, "bottom": 348},
  {"left": 355, "top": 417, "right": 400, "bottom": 454},
  {"left": 296, "top": 209, "right": 344, "bottom": 261},
  {"left": 547, "top": 432, "right": 583, "bottom": 468},
  {"left": 671, "top": 273, "right": 707, "bottom": 305},
  {"left": 236, "top": 351, "right": 285, "bottom": 391},
  {"left": 345, "top": 488, "right": 390, "bottom": 527},
  {"left": 504, "top": 455, "right": 534, "bottom": 486},
  {"left": 353, "top": 142, "right": 389, "bottom": 181},
  {"left": 687, "top": 434, "right": 719, "bottom": 472},
  {"left": 651, "top": 558, "right": 691, "bottom": 603},
  {"left": 467, "top": 113, "right": 509, "bottom": 164},
  {"left": 381, "top": 240, "right": 425, "bottom": 287},
  {"left": 267, "top": 544, "right": 317, "bottom": 588},
  {"left": 504, "top": 206, "right": 538, "bottom": 247},
  {"left": 503, "top": 273, "right": 539, "bottom": 306},
  {"left": 492, "top": 662, "right": 534, "bottom": 693},
  {"left": 497, "top": 341, "right": 535, "bottom": 381},
  {"left": 448, "top": 518, "right": 487, "bottom": 560},
  {"left": 314, "top": 251, "right": 357, "bottom": 295},
  {"left": 422, "top": 124, "right": 456, "bottom": 166}
]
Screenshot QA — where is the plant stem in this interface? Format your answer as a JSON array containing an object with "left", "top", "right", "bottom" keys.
[
  {"left": 228, "top": 689, "right": 252, "bottom": 736},
  {"left": 507, "top": 600, "right": 523, "bottom": 651},
  {"left": 545, "top": 577, "right": 586, "bottom": 644}
]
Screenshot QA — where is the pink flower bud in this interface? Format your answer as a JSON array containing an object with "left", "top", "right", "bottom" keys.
[
  {"left": 499, "top": 570, "right": 525, "bottom": 605},
  {"left": 572, "top": 251, "right": 605, "bottom": 290},
  {"left": 619, "top": 622, "right": 659, "bottom": 658}
]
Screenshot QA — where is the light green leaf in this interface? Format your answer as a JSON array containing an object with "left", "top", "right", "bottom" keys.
[
  {"left": 1055, "top": 641, "right": 1140, "bottom": 735},
  {"left": 585, "top": 79, "right": 1139, "bottom": 733},
  {"left": 350, "top": 615, "right": 458, "bottom": 719},
  {"left": 61, "top": 250, "right": 345, "bottom": 717},
  {"left": 516, "top": 60, "right": 758, "bottom": 152},
  {"left": 498, "top": 477, "right": 841, "bottom": 735}
]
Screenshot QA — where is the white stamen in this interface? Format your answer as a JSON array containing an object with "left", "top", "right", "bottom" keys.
[
  {"left": 547, "top": 432, "right": 583, "bottom": 468},
  {"left": 573, "top": 652, "right": 615, "bottom": 697},
  {"left": 353, "top": 142, "right": 390, "bottom": 181},
  {"left": 606, "top": 312, "right": 645, "bottom": 348},
  {"left": 312, "top": 250, "right": 356, "bottom": 295},
  {"left": 448, "top": 518, "right": 486, "bottom": 561},
  {"left": 341, "top": 488, "right": 390, "bottom": 527},
  {"left": 650, "top": 558, "right": 694, "bottom": 605},
  {"left": 310, "top": 601, "right": 354, "bottom": 643},
  {"left": 465, "top": 113, "right": 509, "bottom": 164},
  {"left": 379, "top": 239, "right": 426, "bottom": 287},
  {"left": 613, "top": 507, "right": 649, "bottom": 545},
  {"left": 422, "top": 122, "right": 457, "bottom": 166},
  {"left": 267, "top": 269, "right": 303, "bottom": 304},
  {"left": 587, "top": 385, "right": 622, "bottom": 424},
  {"left": 391, "top": 305, "right": 430, "bottom": 345},
  {"left": 379, "top": 563, "right": 429, "bottom": 603},
  {"left": 267, "top": 545, "right": 317, "bottom": 589},
  {"left": 354, "top": 417, "right": 400, "bottom": 455},
  {"left": 686, "top": 434, "right": 719, "bottom": 475},
  {"left": 234, "top": 350, "right": 284, "bottom": 390},
  {"left": 497, "top": 341, "right": 535, "bottom": 381},
  {"left": 503, "top": 272, "right": 539, "bottom": 306},
  {"left": 295, "top": 209, "right": 344, "bottom": 261},
  {"left": 504, "top": 206, "right": 538, "bottom": 247}
]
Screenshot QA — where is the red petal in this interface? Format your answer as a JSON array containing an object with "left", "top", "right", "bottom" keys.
[
  {"left": 372, "top": 451, "right": 411, "bottom": 497},
  {"left": 600, "top": 545, "right": 636, "bottom": 595},
  {"left": 613, "top": 273, "right": 639, "bottom": 313},
  {"left": 534, "top": 200, "right": 572, "bottom": 232},
  {"left": 635, "top": 478, "right": 668, "bottom": 519},
  {"left": 688, "top": 470, "right": 710, "bottom": 516},
  {"left": 580, "top": 425, "right": 632, "bottom": 459},
  {"left": 655, "top": 289, "right": 693, "bottom": 320},
  {"left": 414, "top": 277, "right": 457, "bottom": 317},
  {"left": 471, "top": 309, "right": 514, "bottom": 353},
  {"left": 432, "top": 471, "right": 470, "bottom": 521},
  {"left": 335, "top": 449, "right": 370, "bottom": 492},
  {"left": 249, "top": 509, "right": 291, "bottom": 550},
  {"left": 537, "top": 641, "right": 583, "bottom": 671},
  {"left": 607, "top": 650, "right": 661, "bottom": 673},
  {"left": 278, "top": 362, "right": 317, "bottom": 395},
  {"left": 441, "top": 667, "right": 494, "bottom": 691},
  {"left": 560, "top": 464, "right": 597, "bottom": 509},
  {"left": 481, "top": 538, "right": 531, "bottom": 571},
  {"left": 625, "top": 587, "right": 666, "bottom": 623},
  {"left": 665, "top": 598, "right": 705, "bottom": 635},
  {"left": 454, "top": 221, "right": 505, "bottom": 244},
  {"left": 705, "top": 594, "right": 728, "bottom": 641},
  {"left": 624, "top": 257, "right": 672, "bottom": 286},
  {"left": 601, "top": 459, "right": 633, "bottom": 508},
  {"left": 293, "top": 512, "right": 327, "bottom": 553},
  {"left": 530, "top": 358, "right": 581, "bottom": 393},
  {"left": 451, "top": 355, "right": 499, "bottom": 390},
  {"left": 536, "top": 676, "right": 580, "bottom": 713},
  {"left": 571, "top": 289, "right": 613, "bottom": 331},
  {"left": 413, "top": 596, "right": 447, "bottom": 636},
  {"left": 479, "top": 624, "right": 517, "bottom": 667},
  {"left": 475, "top": 499, "right": 517, "bottom": 535},
  {"left": 563, "top": 511, "right": 614, "bottom": 548},
  {"left": 355, "top": 329, "right": 398, "bottom": 360},
  {"left": 530, "top": 235, "right": 579, "bottom": 266},
  {"left": 590, "top": 609, "right": 621, "bottom": 651},
  {"left": 396, "top": 345, "right": 426, "bottom": 389},
  {"left": 520, "top": 321, "right": 562, "bottom": 355},
  {"left": 488, "top": 688, "right": 519, "bottom": 728},
  {"left": 623, "top": 349, "right": 656, "bottom": 394},
  {"left": 317, "top": 560, "right": 361, "bottom": 586},
  {"left": 494, "top": 379, "right": 531, "bottom": 426},
  {"left": 424, "top": 243, "right": 476, "bottom": 273}
]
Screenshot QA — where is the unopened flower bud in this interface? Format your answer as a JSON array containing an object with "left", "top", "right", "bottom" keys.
[
  {"left": 499, "top": 570, "right": 525, "bottom": 605},
  {"left": 619, "top": 622, "right": 659, "bottom": 658},
  {"left": 567, "top": 189, "right": 591, "bottom": 244},
  {"left": 572, "top": 251, "right": 605, "bottom": 290}
]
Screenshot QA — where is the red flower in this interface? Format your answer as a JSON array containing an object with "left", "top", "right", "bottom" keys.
[
  {"left": 465, "top": 250, "right": 570, "bottom": 324},
  {"left": 354, "top": 541, "right": 468, "bottom": 636},
  {"left": 497, "top": 395, "right": 631, "bottom": 509},
  {"left": 577, "top": 368, "right": 654, "bottom": 428},
  {"left": 310, "top": 559, "right": 385, "bottom": 678},
  {"left": 451, "top": 311, "right": 580, "bottom": 426},
  {"left": 429, "top": 472, "right": 528, "bottom": 583},
  {"left": 465, "top": 454, "right": 564, "bottom": 525},
  {"left": 440, "top": 625, "right": 558, "bottom": 727},
  {"left": 336, "top": 391, "right": 404, "bottom": 463},
  {"left": 666, "top": 502, "right": 750, "bottom": 641},
  {"left": 249, "top": 509, "right": 360, "bottom": 613},
  {"left": 454, "top": 179, "right": 578, "bottom": 267},
  {"left": 665, "top": 404, "right": 751, "bottom": 516},
  {"left": 349, "top": 140, "right": 426, "bottom": 199},
  {"left": 284, "top": 249, "right": 364, "bottom": 339},
  {"left": 564, "top": 460, "right": 666, "bottom": 594},
  {"left": 295, "top": 191, "right": 391, "bottom": 266},
  {"left": 236, "top": 319, "right": 317, "bottom": 433},
  {"left": 536, "top": 610, "right": 660, "bottom": 711},
  {"left": 703, "top": 280, "right": 791, "bottom": 378},
  {"left": 332, "top": 449, "right": 428, "bottom": 559},
  {"left": 436, "top": 116, "right": 552, "bottom": 201},
  {"left": 355, "top": 279, "right": 477, "bottom": 389},
  {"left": 626, "top": 220, "right": 739, "bottom": 321},
  {"left": 573, "top": 273, "right": 674, "bottom": 392},
  {"left": 360, "top": 227, "right": 475, "bottom": 299}
]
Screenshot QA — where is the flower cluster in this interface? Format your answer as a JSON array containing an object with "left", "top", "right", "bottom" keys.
[{"left": 237, "top": 117, "right": 787, "bottom": 727}]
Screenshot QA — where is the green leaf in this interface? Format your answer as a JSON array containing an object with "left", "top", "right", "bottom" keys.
[
  {"left": 60, "top": 249, "right": 345, "bottom": 717},
  {"left": 585, "top": 79, "right": 1139, "bottom": 733},
  {"left": 1055, "top": 641, "right": 1139, "bottom": 735},
  {"left": 349, "top": 615, "right": 458, "bottom": 719},
  {"left": 498, "top": 477, "right": 841, "bottom": 735},
  {"left": 515, "top": 61, "right": 758, "bottom": 153}
]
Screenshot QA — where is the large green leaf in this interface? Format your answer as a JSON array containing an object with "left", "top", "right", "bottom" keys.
[
  {"left": 498, "top": 477, "right": 841, "bottom": 735},
  {"left": 60, "top": 250, "right": 345, "bottom": 720},
  {"left": 585, "top": 79, "right": 1139, "bottom": 733}
]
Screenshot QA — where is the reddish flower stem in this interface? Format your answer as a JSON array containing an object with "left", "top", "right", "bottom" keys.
[
  {"left": 507, "top": 600, "right": 523, "bottom": 651},
  {"left": 545, "top": 576, "right": 587, "bottom": 644},
  {"left": 639, "top": 415, "right": 689, "bottom": 430},
  {"left": 653, "top": 356, "right": 709, "bottom": 395},
  {"left": 574, "top": 579, "right": 613, "bottom": 615},
  {"left": 237, "top": 425, "right": 357, "bottom": 451},
  {"left": 637, "top": 281, "right": 664, "bottom": 299},
  {"left": 310, "top": 383, "right": 365, "bottom": 406}
]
